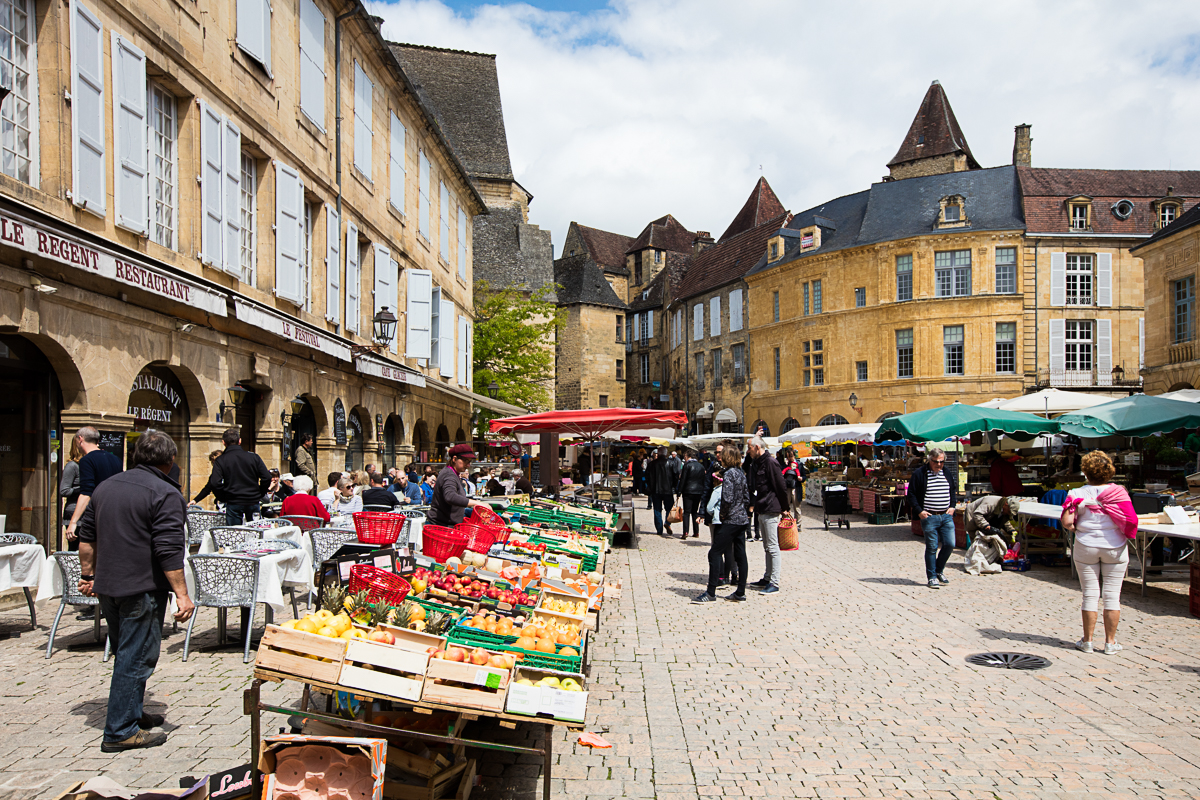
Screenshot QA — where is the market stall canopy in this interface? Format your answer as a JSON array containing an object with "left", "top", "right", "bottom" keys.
[
  {"left": 778, "top": 423, "right": 881, "bottom": 444},
  {"left": 714, "top": 408, "right": 738, "bottom": 423},
  {"left": 694, "top": 406, "right": 714, "bottom": 419},
  {"left": 1160, "top": 388, "right": 1200, "bottom": 403},
  {"left": 976, "top": 398, "right": 1007, "bottom": 409},
  {"left": 876, "top": 401, "right": 1059, "bottom": 443},
  {"left": 992, "top": 388, "right": 1120, "bottom": 416},
  {"left": 489, "top": 408, "right": 689, "bottom": 440},
  {"left": 1056, "top": 394, "right": 1200, "bottom": 438}
]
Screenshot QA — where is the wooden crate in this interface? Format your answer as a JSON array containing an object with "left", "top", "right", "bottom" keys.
[
  {"left": 530, "top": 607, "right": 591, "bottom": 633},
  {"left": 421, "top": 658, "right": 510, "bottom": 713},
  {"left": 536, "top": 590, "right": 587, "bottom": 621},
  {"left": 383, "top": 758, "right": 474, "bottom": 800},
  {"left": 339, "top": 638, "right": 429, "bottom": 702},
  {"left": 254, "top": 625, "right": 346, "bottom": 683}
]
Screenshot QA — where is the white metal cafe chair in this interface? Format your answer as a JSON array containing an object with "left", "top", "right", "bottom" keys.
[{"left": 183, "top": 553, "right": 262, "bottom": 664}]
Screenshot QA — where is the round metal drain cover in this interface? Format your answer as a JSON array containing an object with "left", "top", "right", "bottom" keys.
[{"left": 966, "top": 652, "right": 1051, "bottom": 670}]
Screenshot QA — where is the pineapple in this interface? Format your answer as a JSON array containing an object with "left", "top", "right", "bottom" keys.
[
  {"left": 322, "top": 585, "right": 348, "bottom": 615},
  {"left": 424, "top": 609, "right": 453, "bottom": 636},
  {"left": 346, "top": 590, "right": 374, "bottom": 625}
]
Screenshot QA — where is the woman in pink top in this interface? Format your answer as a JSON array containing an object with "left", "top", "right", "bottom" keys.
[{"left": 1061, "top": 450, "right": 1134, "bottom": 655}]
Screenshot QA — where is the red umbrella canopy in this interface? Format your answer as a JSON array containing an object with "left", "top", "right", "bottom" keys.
[{"left": 488, "top": 408, "right": 688, "bottom": 440}]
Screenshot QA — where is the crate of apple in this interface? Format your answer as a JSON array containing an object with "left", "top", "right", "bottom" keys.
[
  {"left": 428, "top": 645, "right": 515, "bottom": 671},
  {"left": 486, "top": 586, "right": 534, "bottom": 608}
]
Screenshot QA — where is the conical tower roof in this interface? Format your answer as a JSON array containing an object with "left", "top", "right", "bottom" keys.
[
  {"left": 718, "top": 177, "right": 786, "bottom": 242},
  {"left": 887, "top": 80, "right": 981, "bottom": 171}
]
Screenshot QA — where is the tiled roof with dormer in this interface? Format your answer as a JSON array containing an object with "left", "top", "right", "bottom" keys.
[
  {"left": 1133, "top": 201, "right": 1200, "bottom": 251},
  {"left": 1018, "top": 167, "right": 1200, "bottom": 235},
  {"left": 625, "top": 215, "right": 696, "bottom": 255},
  {"left": 674, "top": 212, "right": 790, "bottom": 302},
  {"left": 887, "top": 81, "right": 981, "bottom": 171},
  {"left": 629, "top": 268, "right": 668, "bottom": 312}
]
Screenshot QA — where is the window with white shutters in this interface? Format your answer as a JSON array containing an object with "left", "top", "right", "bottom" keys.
[
  {"left": 1065, "top": 254, "right": 1093, "bottom": 306},
  {"left": 710, "top": 296, "right": 721, "bottom": 336},
  {"left": 298, "top": 0, "right": 325, "bottom": 129},
  {"left": 112, "top": 33, "right": 147, "bottom": 234},
  {"left": 440, "top": 182, "right": 450, "bottom": 262},
  {"left": 458, "top": 315, "right": 469, "bottom": 386},
  {"left": 238, "top": 152, "right": 256, "bottom": 284},
  {"left": 223, "top": 120, "right": 244, "bottom": 277},
  {"left": 237, "top": 0, "right": 272, "bottom": 74},
  {"left": 389, "top": 112, "right": 405, "bottom": 212},
  {"left": 200, "top": 102, "right": 223, "bottom": 266},
  {"left": 71, "top": 1, "right": 105, "bottom": 215},
  {"left": 371, "top": 243, "right": 394, "bottom": 348},
  {"left": 1096, "top": 319, "right": 1112, "bottom": 385},
  {"left": 1, "top": 0, "right": 36, "bottom": 186},
  {"left": 344, "top": 222, "right": 360, "bottom": 333},
  {"left": 1064, "top": 320, "right": 1093, "bottom": 373},
  {"left": 439, "top": 295, "right": 454, "bottom": 379},
  {"left": 353, "top": 62, "right": 372, "bottom": 178},
  {"left": 405, "top": 269, "right": 432, "bottom": 359},
  {"left": 325, "top": 205, "right": 340, "bottom": 323},
  {"left": 274, "top": 161, "right": 304, "bottom": 304},
  {"left": 149, "top": 83, "right": 177, "bottom": 249},
  {"left": 729, "top": 289, "right": 743, "bottom": 331},
  {"left": 693, "top": 304, "right": 703, "bottom": 341},
  {"left": 458, "top": 207, "right": 467, "bottom": 280},
  {"left": 418, "top": 151, "right": 430, "bottom": 239},
  {"left": 430, "top": 286, "right": 442, "bottom": 368}
]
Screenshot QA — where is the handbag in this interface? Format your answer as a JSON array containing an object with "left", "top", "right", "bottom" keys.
[
  {"left": 667, "top": 504, "right": 683, "bottom": 524},
  {"left": 778, "top": 512, "right": 799, "bottom": 550}
]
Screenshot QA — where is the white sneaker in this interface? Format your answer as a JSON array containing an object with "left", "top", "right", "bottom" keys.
[
  {"left": 1103, "top": 642, "right": 1123, "bottom": 655},
  {"left": 1075, "top": 639, "right": 1093, "bottom": 653}
]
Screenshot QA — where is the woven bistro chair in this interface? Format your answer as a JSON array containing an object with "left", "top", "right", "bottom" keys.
[
  {"left": 281, "top": 515, "right": 324, "bottom": 533},
  {"left": 252, "top": 518, "right": 295, "bottom": 529},
  {"left": 362, "top": 504, "right": 396, "bottom": 513},
  {"left": 209, "top": 526, "right": 262, "bottom": 551},
  {"left": 183, "top": 554, "right": 262, "bottom": 663},
  {"left": 185, "top": 508, "right": 225, "bottom": 548},
  {"left": 0, "top": 533, "right": 38, "bottom": 627},
  {"left": 306, "top": 527, "right": 358, "bottom": 608},
  {"left": 45, "top": 552, "right": 110, "bottom": 661}
]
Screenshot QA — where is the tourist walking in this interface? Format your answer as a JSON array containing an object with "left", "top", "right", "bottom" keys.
[
  {"left": 646, "top": 446, "right": 676, "bottom": 536},
  {"left": 76, "top": 430, "right": 194, "bottom": 752},
  {"left": 747, "top": 436, "right": 788, "bottom": 594},
  {"left": 694, "top": 447, "right": 749, "bottom": 603},
  {"left": 675, "top": 449, "right": 707, "bottom": 539},
  {"left": 64, "top": 427, "right": 123, "bottom": 545},
  {"left": 211, "top": 427, "right": 272, "bottom": 525},
  {"left": 1061, "top": 450, "right": 1136, "bottom": 655},
  {"left": 908, "top": 447, "right": 958, "bottom": 589}
]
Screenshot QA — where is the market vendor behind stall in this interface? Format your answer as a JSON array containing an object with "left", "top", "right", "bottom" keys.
[
  {"left": 428, "top": 444, "right": 491, "bottom": 526},
  {"left": 965, "top": 494, "right": 1020, "bottom": 546},
  {"left": 987, "top": 450, "right": 1024, "bottom": 497}
]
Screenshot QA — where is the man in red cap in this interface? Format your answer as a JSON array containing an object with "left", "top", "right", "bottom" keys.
[{"left": 428, "top": 444, "right": 491, "bottom": 527}]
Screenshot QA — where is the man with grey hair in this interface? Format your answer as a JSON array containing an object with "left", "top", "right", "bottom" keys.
[
  {"left": 746, "top": 436, "right": 789, "bottom": 593},
  {"left": 907, "top": 447, "right": 958, "bottom": 588},
  {"left": 65, "top": 426, "right": 123, "bottom": 546},
  {"left": 513, "top": 468, "right": 534, "bottom": 496}
]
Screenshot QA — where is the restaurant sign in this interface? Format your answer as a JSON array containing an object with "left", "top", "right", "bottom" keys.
[
  {"left": 0, "top": 211, "right": 227, "bottom": 316},
  {"left": 354, "top": 355, "right": 427, "bottom": 388},
  {"left": 234, "top": 299, "right": 352, "bottom": 361}
]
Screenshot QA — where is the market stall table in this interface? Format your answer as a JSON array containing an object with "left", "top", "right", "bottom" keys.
[
  {"left": 1133, "top": 522, "right": 1200, "bottom": 597},
  {"left": 1016, "top": 500, "right": 1071, "bottom": 573},
  {"left": 0, "top": 542, "right": 43, "bottom": 628}
]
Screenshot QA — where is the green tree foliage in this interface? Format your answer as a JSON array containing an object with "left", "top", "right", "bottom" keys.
[{"left": 472, "top": 280, "right": 564, "bottom": 415}]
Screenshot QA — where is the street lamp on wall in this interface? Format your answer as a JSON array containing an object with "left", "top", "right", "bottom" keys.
[
  {"left": 350, "top": 308, "right": 399, "bottom": 356},
  {"left": 218, "top": 383, "right": 249, "bottom": 424},
  {"left": 849, "top": 392, "right": 863, "bottom": 417},
  {"left": 486, "top": 381, "right": 500, "bottom": 399}
]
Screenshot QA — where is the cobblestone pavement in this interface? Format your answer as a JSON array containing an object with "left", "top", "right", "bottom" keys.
[{"left": 2, "top": 503, "right": 1200, "bottom": 799}]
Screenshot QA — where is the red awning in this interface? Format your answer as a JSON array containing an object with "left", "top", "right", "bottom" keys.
[{"left": 488, "top": 408, "right": 688, "bottom": 441}]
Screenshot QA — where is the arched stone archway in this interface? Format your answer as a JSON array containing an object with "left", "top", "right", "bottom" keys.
[
  {"left": 780, "top": 417, "right": 800, "bottom": 434},
  {"left": 455, "top": 427, "right": 466, "bottom": 445},
  {"left": 413, "top": 419, "right": 430, "bottom": 462},
  {"left": 384, "top": 414, "right": 404, "bottom": 472},
  {"left": 435, "top": 424, "right": 451, "bottom": 461},
  {"left": 1168, "top": 382, "right": 1195, "bottom": 392},
  {"left": 817, "top": 414, "right": 849, "bottom": 426},
  {"left": 876, "top": 411, "right": 901, "bottom": 422}
]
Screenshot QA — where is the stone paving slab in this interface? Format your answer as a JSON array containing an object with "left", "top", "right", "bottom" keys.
[{"left": 1, "top": 504, "right": 1199, "bottom": 799}]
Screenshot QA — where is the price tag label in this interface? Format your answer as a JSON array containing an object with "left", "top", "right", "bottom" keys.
[
  {"left": 473, "top": 669, "right": 487, "bottom": 686},
  {"left": 485, "top": 672, "right": 502, "bottom": 689}
]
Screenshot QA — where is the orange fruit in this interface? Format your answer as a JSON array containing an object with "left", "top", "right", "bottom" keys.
[
  {"left": 409, "top": 606, "right": 426, "bottom": 622},
  {"left": 560, "top": 647, "right": 578, "bottom": 657},
  {"left": 515, "top": 636, "right": 536, "bottom": 651},
  {"left": 535, "top": 638, "right": 556, "bottom": 654}
]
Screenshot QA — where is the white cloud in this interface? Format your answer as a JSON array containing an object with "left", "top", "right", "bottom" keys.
[{"left": 368, "top": 0, "right": 1200, "bottom": 250}]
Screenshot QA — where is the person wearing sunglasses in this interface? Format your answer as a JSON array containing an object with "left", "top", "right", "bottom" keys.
[{"left": 907, "top": 447, "right": 958, "bottom": 589}]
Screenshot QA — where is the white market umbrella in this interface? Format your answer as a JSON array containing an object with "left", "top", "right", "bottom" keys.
[
  {"left": 976, "top": 398, "right": 1008, "bottom": 409},
  {"left": 1160, "top": 389, "right": 1200, "bottom": 403},
  {"left": 994, "top": 388, "right": 1117, "bottom": 417},
  {"left": 778, "top": 423, "right": 881, "bottom": 444}
]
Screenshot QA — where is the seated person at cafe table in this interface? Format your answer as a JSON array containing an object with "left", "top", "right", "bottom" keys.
[
  {"left": 361, "top": 471, "right": 401, "bottom": 509},
  {"left": 280, "top": 475, "right": 331, "bottom": 522}
]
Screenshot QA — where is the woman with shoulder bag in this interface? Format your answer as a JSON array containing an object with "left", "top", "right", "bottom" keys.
[{"left": 694, "top": 448, "right": 750, "bottom": 604}]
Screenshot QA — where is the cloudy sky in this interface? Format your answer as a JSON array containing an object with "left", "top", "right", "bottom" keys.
[{"left": 367, "top": 0, "right": 1200, "bottom": 252}]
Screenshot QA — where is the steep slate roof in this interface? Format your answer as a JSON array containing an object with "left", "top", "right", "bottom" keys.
[
  {"left": 1133, "top": 201, "right": 1200, "bottom": 251},
  {"left": 629, "top": 268, "right": 667, "bottom": 312},
  {"left": 887, "top": 81, "right": 981, "bottom": 171},
  {"left": 573, "top": 223, "right": 634, "bottom": 274},
  {"left": 389, "top": 44, "right": 513, "bottom": 181},
  {"left": 747, "top": 166, "right": 1022, "bottom": 276},
  {"left": 1018, "top": 167, "right": 1200, "bottom": 235},
  {"left": 626, "top": 215, "right": 696, "bottom": 255},
  {"left": 719, "top": 177, "right": 787, "bottom": 242},
  {"left": 553, "top": 254, "right": 627, "bottom": 310}
]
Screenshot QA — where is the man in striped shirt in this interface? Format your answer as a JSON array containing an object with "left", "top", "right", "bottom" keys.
[{"left": 907, "top": 447, "right": 958, "bottom": 589}]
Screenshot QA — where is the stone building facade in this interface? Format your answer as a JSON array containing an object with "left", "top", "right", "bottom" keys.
[
  {"left": 0, "top": 0, "right": 511, "bottom": 547},
  {"left": 553, "top": 253, "right": 627, "bottom": 409},
  {"left": 1134, "top": 204, "right": 1200, "bottom": 394}
]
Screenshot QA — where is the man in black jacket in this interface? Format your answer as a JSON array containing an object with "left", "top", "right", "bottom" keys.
[
  {"left": 361, "top": 471, "right": 401, "bottom": 509},
  {"left": 78, "top": 431, "right": 194, "bottom": 752},
  {"left": 646, "top": 447, "right": 676, "bottom": 536},
  {"left": 907, "top": 447, "right": 958, "bottom": 589},
  {"left": 747, "top": 436, "right": 789, "bottom": 594},
  {"left": 212, "top": 427, "right": 272, "bottom": 525},
  {"left": 675, "top": 450, "right": 707, "bottom": 539}
]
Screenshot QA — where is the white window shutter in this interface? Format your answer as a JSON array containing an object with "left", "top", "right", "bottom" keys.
[
  {"left": 405, "top": 269, "right": 432, "bottom": 359},
  {"left": 632, "top": 313, "right": 639, "bottom": 340},
  {"left": 457, "top": 315, "right": 468, "bottom": 386},
  {"left": 325, "top": 205, "right": 340, "bottom": 323},
  {"left": 71, "top": 1, "right": 105, "bottom": 216},
  {"left": 298, "top": 0, "right": 325, "bottom": 129},
  {"left": 466, "top": 320, "right": 474, "bottom": 389},
  {"left": 693, "top": 304, "right": 703, "bottom": 341},
  {"left": 1049, "top": 252, "right": 1066, "bottom": 307},
  {"left": 648, "top": 309, "right": 654, "bottom": 339},
  {"left": 430, "top": 287, "right": 441, "bottom": 367},
  {"left": 1096, "top": 252, "right": 1113, "bottom": 307},
  {"left": 440, "top": 182, "right": 450, "bottom": 262},
  {"left": 418, "top": 152, "right": 430, "bottom": 238},
  {"left": 372, "top": 243, "right": 392, "bottom": 346},
  {"left": 710, "top": 296, "right": 721, "bottom": 336},
  {"left": 389, "top": 112, "right": 405, "bottom": 211},
  {"left": 111, "top": 33, "right": 147, "bottom": 234},
  {"left": 345, "top": 222, "right": 360, "bottom": 333},
  {"left": 200, "top": 103, "right": 224, "bottom": 265},
  {"left": 261, "top": 0, "right": 272, "bottom": 72},
  {"left": 387, "top": 259, "right": 400, "bottom": 354},
  {"left": 274, "top": 161, "right": 303, "bottom": 303},
  {"left": 353, "top": 62, "right": 372, "bottom": 177},
  {"left": 458, "top": 207, "right": 468, "bottom": 280},
  {"left": 1049, "top": 318, "right": 1065, "bottom": 374},
  {"left": 1139, "top": 317, "right": 1145, "bottom": 370},
  {"left": 237, "top": 0, "right": 271, "bottom": 73},
  {"left": 222, "top": 119, "right": 243, "bottom": 277},
  {"left": 1096, "top": 319, "right": 1112, "bottom": 385},
  {"left": 439, "top": 296, "right": 455, "bottom": 379},
  {"left": 730, "top": 289, "right": 743, "bottom": 331}
]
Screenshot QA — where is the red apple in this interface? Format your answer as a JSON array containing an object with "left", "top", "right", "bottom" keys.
[
  {"left": 446, "top": 647, "right": 467, "bottom": 662},
  {"left": 470, "top": 648, "right": 490, "bottom": 665},
  {"left": 368, "top": 630, "right": 395, "bottom": 645}
]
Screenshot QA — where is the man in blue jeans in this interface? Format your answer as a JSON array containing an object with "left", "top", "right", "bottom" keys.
[
  {"left": 645, "top": 447, "right": 677, "bottom": 536},
  {"left": 78, "top": 430, "right": 195, "bottom": 752},
  {"left": 907, "top": 447, "right": 958, "bottom": 589}
]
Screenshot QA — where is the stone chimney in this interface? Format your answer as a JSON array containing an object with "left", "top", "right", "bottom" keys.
[
  {"left": 692, "top": 231, "right": 714, "bottom": 255},
  {"left": 1013, "top": 124, "right": 1032, "bottom": 167}
]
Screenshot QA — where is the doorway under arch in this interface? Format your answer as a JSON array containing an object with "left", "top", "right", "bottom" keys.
[
  {"left": 817, "top": 414, "right": 849, "bottom": 426},
  {"left": 413, "top": 420, "right": 430, "bottom": 462},
  {"left": 435, "top": 424, "right": 451, "bottom": 461}
]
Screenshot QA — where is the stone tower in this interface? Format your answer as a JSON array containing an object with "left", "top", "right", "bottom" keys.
[{"left": 886, "top": 80, "right": 982, "bottom": 181}]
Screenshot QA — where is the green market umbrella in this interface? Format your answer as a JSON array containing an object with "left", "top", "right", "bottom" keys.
[
  {"left": 1056, "top": 394, "right": 1200, "bottom": 438},
  {"left": 876, "top": 401, "right": 1059, "bottom": 443}
]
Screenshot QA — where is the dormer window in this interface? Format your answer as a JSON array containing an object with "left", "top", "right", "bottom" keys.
[
  {"left": 944, "top": 203, "right": 960, "bottom": 222},
  {"left": 937, "top": 195, "right": 968, "bottom": 228},
  {"left": 1154, "top": 191, "right": 1182, "bottom": 230},
  {"left": 1066, "top": 196, "right": 1093, "bottom": 231},
  {"left": 769, "top": 241, "right": 779, "bottom": 260},
  {"left": 1071, "top": 205, "right": 1087, "bottom": 230},
  {"left": 1161, "top": 204, "right": 1177, "bottom": 227},
  {"left": 797, "top": 227, "right": 820, "bottom": 251}
]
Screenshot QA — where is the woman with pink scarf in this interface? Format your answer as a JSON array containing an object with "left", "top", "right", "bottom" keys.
[{"left": 1060, "top": 450, "right": 1136, "bottom": 655}]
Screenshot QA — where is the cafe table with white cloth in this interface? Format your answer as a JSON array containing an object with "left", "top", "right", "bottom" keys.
[
  {"left": 0, "top": 540, "right": 45, "bottom": 626},
  {"left": 195, "top": 522, "right": 311, "bottom": 617}
]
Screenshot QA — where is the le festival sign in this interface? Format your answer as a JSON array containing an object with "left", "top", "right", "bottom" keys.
[{"left": 0, "top": 212, "right": 227, "bottom": 316}]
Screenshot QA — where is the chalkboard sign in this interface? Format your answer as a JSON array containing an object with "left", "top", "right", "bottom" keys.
[
  {"left": 97, "top": 430, "right": 126, "bottom": 465},
  {"left": 333, "top": 398, "right": 347, "bottom": 446},
  {"left": 531, "top": 460, "right": 541, "bottom": 486}
]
